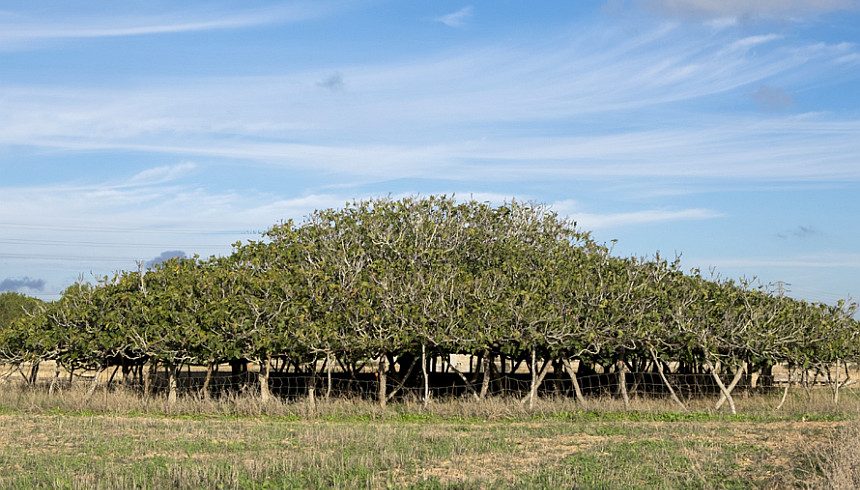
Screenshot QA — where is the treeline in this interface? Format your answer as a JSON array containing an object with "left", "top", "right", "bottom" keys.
[{"left": 0, "top": 196, "right": 857, "bottom": 408}]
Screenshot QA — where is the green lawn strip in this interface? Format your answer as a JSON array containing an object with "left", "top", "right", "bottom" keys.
[{"left": 0, "top": 399, "right": 852, "bottom": 424}]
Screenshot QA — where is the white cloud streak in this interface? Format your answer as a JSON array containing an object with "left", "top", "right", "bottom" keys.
[
  {"left": 729, "top": 34, "right": 783, "bottom": 50},
  {"left": 1, "top": 23, "right": 844, "bottom": 134},
  {"left": 435, "top": 6, "right": 473, "bottom": 28},
  {"left": 127, "top": 162, "right": 198, "bottom": 187},
  {"left": 8, "top": 116, "right": 859, "bottom": 182},
  {"left": 0, "top": 3, "right": 338, "bottom": 48},
  {"left": 549, "top": 199, "right": 723, "bottom": 229},
  {"left": 569, "top": 208, "right": 723, "bottom": 229},
  {"left": 0, "top": 22, "right": 856, "bottom": 183}
]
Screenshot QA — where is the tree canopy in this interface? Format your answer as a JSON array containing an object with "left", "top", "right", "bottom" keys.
[{"left": 1, "top": 196, "right": 857, "bottom": 401}]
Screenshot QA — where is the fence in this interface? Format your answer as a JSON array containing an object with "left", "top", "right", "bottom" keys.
[{"left": 5, "top": 359, "right": 847, "bottom": 407}]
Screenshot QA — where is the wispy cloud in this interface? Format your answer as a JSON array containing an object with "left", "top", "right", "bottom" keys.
[
  {"left": 127, "top": 162, "right": 197, "bottom": 187},
  {"left": 729, "top": 34, "right": 783, "bottom": 50},
  {"left": 0, "top": 24, "right": 849, "bottom": 131},
  {"left": 550, "top": 200, "right": 723, "bottom": 229},
  {"left": 3, "top": 115, "right": 860, "bottom": 183},
  {"left": 0, "top": 3, "right": 339, "bottom": 48},
  {"left": 0, "top": 21, "right": 856, "bottom": 183},
  {"left": 435, "top": 6, "right": 473, "bottom": 28}
]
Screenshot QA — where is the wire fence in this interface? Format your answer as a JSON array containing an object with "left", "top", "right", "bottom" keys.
[{"left": 5, "top": 360, "right": 847, "bottom": 405}]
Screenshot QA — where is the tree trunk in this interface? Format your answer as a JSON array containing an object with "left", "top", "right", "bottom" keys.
[
  {"left": 617, "top": 359, "right": 629, "bottom": 408},
  {"left": 386, "top": 358, "right": 418, "bottom": 402},
  {"left": 448, "top": 360, "right": 480, "bottom": 399},
  {"left": 776, "top": 368, "right": 791, "bottom": 411},
  {"left": 650, "top": 349, "right": 685, "bottom": 410},
  {"left": 259, "top": 358, "right": 271, "bottom": 403},
  {"left": 833, "top": 359, "right": 839, "bottom": 405},
  {"left": 308, "top": 380, "right": 317, "bottom": 410},
  {"left": 28, "top": 361, "right": 41, "bottom": 386},
  {"left": 106, "top": 365, "right": 120, "bottom": 388},
  {"left": 144, "top": 361, "right": 157, "bottom": 397},
  {"left": 422, "top": 343, "right": 430, "bottom": 407},
  {"left": 760, "top": 363, "right": 774, "bottom": 388},
  {"left": 86, "top": 366, "right": 105, "bottom": 399},
  {"left": 308, "top": 357, "right": 318, "bottom": 410},
  {"left": 705, "top": 360, "right": 737, "bottom": 414},
  {"left": 529, "top": 349, "right": 538, "bottom": 409},
  {"left": 49, "top": 362, "right": 61, "bottom": 395},
  {"left": 715, "top": 362, "right": 747, "bottom": 410},
  {"left": 561, "top": 359, "right": 587, "bottom": 405},
  {"left": 480, "top": 351, "right": 492, "bottom": 400},
  {"left": 524, "top": 350, "right": 553, "bottom": 409},
  {"left": 326, "top": 351, "right": 333, "bottom": 401},
  {"left": 167, "top": 363, "right": 178, "bottom": 405},
  {"left": 378, "top": 354, "right": 388, "bottom": 408},
  {"left": 201, "top": 361, "right": 214, "bottom": 399},
  {"left": 1, "top": 364, "right": 17, "bottom": 383}
]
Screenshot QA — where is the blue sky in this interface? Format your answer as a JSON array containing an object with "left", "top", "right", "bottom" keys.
[{"left": 1, "top": 0, "right": 859, "bottom": 308}]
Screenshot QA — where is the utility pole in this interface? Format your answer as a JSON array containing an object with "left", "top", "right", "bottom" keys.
[{"left": 774, "top": 280, "right": 791, "bottom": 297}]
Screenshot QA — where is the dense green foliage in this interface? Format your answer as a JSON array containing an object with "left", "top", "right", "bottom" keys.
[
  {"left": 0, "top": 292, "right": 44, "bottom": 364},
  {"left": 1, "top": 196, "right": 857, "bottom": 392},
  {"left": 0, "top": 292, "right": 42, "bottom": 327}
]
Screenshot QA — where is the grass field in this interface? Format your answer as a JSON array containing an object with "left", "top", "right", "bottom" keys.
[{"left": 0, "top": 388, "right": 858, "bottom": 488}]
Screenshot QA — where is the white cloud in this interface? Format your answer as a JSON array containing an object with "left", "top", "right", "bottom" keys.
[
  {"left": 435, "top": 6, "right": 473, "bottom": 28},
  {"left": 728, "top": 34, "right": 782, "bottom": 51},
  {"left": 127, "top": 162, "right": 197, "bottom": 186},
  {"left": 0, "top": 21, "right": 856, "bottom": 183},
  {"left": 0, "top": 25, "right": 847, "bottom": 133},
  {"left": 0, "top": 3, "right": 338, "bottom": 48},
  {"left": 705, "top": 17, "right": 738, "bottom": 29},
  {"left": 3, "top": 114, "right": 859, "bottom": 183},
  {"left": 550, "top": 201, "right": 723, "bottom": 229}
]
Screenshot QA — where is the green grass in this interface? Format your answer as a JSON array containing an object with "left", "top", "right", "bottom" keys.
[
  {"left": 0, "top": 410, "right": 843, "bottom": 488},
  {"left": 0, "top": 387, "right": 857, "bottom": 488}
]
